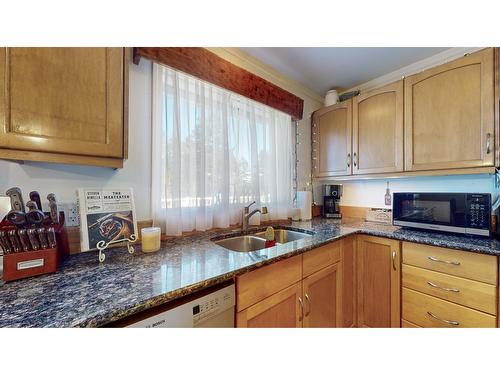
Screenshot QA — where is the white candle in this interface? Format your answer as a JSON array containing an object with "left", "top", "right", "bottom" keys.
[{"left": 141, "top": 227, "right": 161, "bottom": 253}]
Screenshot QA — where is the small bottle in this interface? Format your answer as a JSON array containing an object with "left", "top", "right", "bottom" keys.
[
  {"left": 384, "top": 182, "right": 391, "bottom": 206},
  {"left": 264, "top": 226, "right": 276, "bottom": 248}
]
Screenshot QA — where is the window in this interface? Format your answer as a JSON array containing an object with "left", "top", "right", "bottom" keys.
[{"left": 152, "top": 63, "right": 294, "bottom": 235}]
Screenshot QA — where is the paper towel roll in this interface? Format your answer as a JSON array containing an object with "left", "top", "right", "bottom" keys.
[{"left": 297, "top": 191, "right": 312, "bottom": 221}]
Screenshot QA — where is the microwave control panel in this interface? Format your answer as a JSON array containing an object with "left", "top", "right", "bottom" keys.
[{"left": 466, "top": 194, "right": 491, "bottom": 230}]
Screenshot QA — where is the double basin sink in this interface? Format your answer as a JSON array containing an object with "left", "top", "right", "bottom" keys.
[{"left": 212, "top": 228, "right": 313, "bottom": 252}]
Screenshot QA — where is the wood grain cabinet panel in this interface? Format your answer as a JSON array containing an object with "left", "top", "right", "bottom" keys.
[
  {"left": 236, "top": 255, "right": 302, "bottom": 312},
  {"left": 303, "top": 240, "right": 341, "bottom": 277},
  {"left": 341, "top": 236, "right": 356, "bottom": 327},
  {"left": 312, "top": 100, "right": 352, "bottom": 177},
  {"left": 236, "top": 282, "right": 302, "bottom": 328},
  {"left": 352, "top": 80, "right": 404, "bottom": 174},
  {"left": 357, "top": 235, "right": 401, "bottom": 328},
  {"left": 402, "top": 242, "right": 497, "bottom": 285},
  {"left": 303, "top": 263, "right": 342, "bottom": 328},
  {"left": 404, "top": 48, "right": 494, "bottom": 171},
  {"left": 402, "top": 288, "right": 496, "bottom": 328},
  {"left": 0, "top": 47, "right": 127, "bottom": 167},
  {"left": 402, "top": 264, "right": 497, "bottom": 315}
]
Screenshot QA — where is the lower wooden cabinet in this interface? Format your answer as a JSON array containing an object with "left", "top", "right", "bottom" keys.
[
  {"left": 236, "top": 282, "right": 302, "bottom": 328},
  {"left": 236, "top": 241, "right": 343, "bottom": 328},
  {"left": 356, "top": 235, "right": 401, "bottom": 328},
  {"left": 303, "top": 264, "right": 342, "bottom": 328}
]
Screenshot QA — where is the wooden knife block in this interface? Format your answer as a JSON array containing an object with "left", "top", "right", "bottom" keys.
[{"left": 1, "top": 212, "right": 69, "bottom": 282}]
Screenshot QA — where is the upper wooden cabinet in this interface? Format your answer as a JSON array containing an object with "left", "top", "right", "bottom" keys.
[
  {"left": 357, "top": 235, "right": 400, "bottom": 328},
  {"left": 312, "top": 100, "right": 352, "bottom": 177},
  {"left": 352, "top": 80, "right": 404, "bottom": 174},
  {"left": 0, "top": 47, "right": 127, "bottom": 168},
  {"left": 405, "top": 48, "right": 494, "bottom": 171}
]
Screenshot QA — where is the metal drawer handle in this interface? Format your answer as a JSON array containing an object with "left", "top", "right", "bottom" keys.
[
  {"left": 304, "top": 293, "right": 311, "bottom": 317},
  {"left": 427, "top": 281, "right": 460, "bottom": 293},
  {"left": 347, "top": 153, "right": 351, "bottom": 168},
  {"left": 298, "top": 297, "right": 304, "bottom": 321},
  {"left": 353, "top": 152, "right": 357, "bottom": 167},
  {"left": 486, "top": 133, "right": 491, "bottom": 154},
  {"left": 392, "top": 250, "right": 397, "bottom": 271},
  {"left": 427, "top": 256, "right": 460, "bottom": 266},
  {"left": 427, "top": 311, "right": 459, "bottom": 326}
]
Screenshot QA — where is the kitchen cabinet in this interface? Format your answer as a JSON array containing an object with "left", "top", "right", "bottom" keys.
[
  {"left": 402, "top": 241, "right": 497, "bottom": 328},
  {"left": 341, "top": 236, "right": 356, "bottom": 327},
  {"left": 0, "top": 47, "right": 128, "bottom": 168},
  {"left": 356, "top": 235, "right": 401, "bottom": 328},
  {"left": 352, "top": 80, "right": 404, "bottom": 174},
  {"left": 236, "top": 240, "right": 343, "bottom": 328},
  {"left": 404, "top": 48, "right": 494, "bottom": 171},
  {"left": 312, "top": 100, "right": 352, "bottom": 177},
  {"left": 303, "top": 263, "right": 341, "bottom": 327},
  {"left": 236, "top": 282, "right": 303, "bottom": 328}
]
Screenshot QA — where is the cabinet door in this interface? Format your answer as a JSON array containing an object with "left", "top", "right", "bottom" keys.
[
  {"left": 352, "top": 81, "right": 403, "bottom": 174},
  {"left": 303, "top": 263, "right": 342, "bottom": 328},
  {"left": 404, "top": 48, "right": 494, "bottom": 171},
  {"left": 341, "top": 236, "right": 356, "bottom": 327},
  {"left": 0, "top": 47, "right": 125, "bottom": 159},
  {"left": 357, "top": 235, "right": 400, "bottom": 328},
  {"left": 236, "top": 282, "right": 303, "bottom": 328},
  {"left": 312, "top": 100, "right": 352, "bottom": 177}
]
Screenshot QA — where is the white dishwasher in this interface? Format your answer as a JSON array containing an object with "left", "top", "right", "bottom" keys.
[{"left": 126, "top": 284, "right": 235, "bottom": 328}]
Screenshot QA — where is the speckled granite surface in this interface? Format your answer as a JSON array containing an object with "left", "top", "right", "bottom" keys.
[{"left": 1, "top": 218, "right": 500, "bottom": 328}]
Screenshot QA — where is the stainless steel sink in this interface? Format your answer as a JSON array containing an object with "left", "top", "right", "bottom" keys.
[
  {"left": 255, "top": 229, "right": 311, "bottom": 243},
  {"left": 213, "top": 229, "right": 312, "bottom": 252},
  {"left": 214, "top": 235, "right": 267, "bottom": 252}
]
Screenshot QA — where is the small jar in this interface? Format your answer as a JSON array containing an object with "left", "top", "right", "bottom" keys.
[{"left": 141, "top": 227, "right": 161, "bottom": 253}]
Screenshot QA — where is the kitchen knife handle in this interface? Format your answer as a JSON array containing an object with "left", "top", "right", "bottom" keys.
[
  {"left": 6, "top": 187, "right": 25, "bottom": 213},
  {"left": 27, "top": 228, "right": 41, "bottom": 251},
  {"left": 46, "top": 227, "right": 57, "bottom": 248},
  {"left": 49, "top": 201, "right": 59, "bottom": 224},
  {"left": 17, "top": 229, "right": 31, "bottom": 251},
  {"left": 0, "top": 231, "right": 12, "bottom": 254},
  {"left": 37, "top": 228, "right": 49, "bottom": 249},
  {"left": 7, "top": 229, "right": 22, "bottom": 252},
  {"left": 29, "top": 191, "right": 42, "bottom": 210}
]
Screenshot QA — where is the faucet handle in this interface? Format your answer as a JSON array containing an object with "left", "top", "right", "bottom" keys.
[
  {"left": 261, "top": 206, "right": 268, "bottom": 214},
  {"left": 244, "top": 201, "right": 256, "bottom": 213}
]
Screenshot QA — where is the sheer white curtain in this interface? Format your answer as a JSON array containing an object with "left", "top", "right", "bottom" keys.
[{"left": 151, "top": 63, "right": 294, "bottom": 236}]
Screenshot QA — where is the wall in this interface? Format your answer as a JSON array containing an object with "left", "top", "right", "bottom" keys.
[
  {"left": 0, "top": 59, "right": 153, "bottom": 220},
  {"left": 333, "top": 174, "right": 497, "bottom": 209},
  {"left": 0, "top": 49, "right": 322, "bottom": 221}
]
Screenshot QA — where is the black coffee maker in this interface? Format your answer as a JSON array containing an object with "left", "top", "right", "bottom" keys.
[{"left": 322, "top": 184, "right": 342, "bottom": 219}]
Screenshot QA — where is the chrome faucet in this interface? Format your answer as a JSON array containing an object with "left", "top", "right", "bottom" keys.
[{"left": 242, "top": 201, "right": 268, "bottom": 233}]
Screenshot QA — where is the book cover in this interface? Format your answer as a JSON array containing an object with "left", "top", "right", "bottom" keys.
[{"left": 77, "top": 188, "right": 138, "bottom": 252}]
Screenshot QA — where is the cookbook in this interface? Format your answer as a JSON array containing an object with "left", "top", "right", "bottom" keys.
[{"left": 77, "top": 188, "right": 138, "bottom": 252}]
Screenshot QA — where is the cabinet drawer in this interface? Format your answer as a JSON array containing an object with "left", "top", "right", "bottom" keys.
[
  {"left": 236, "top": 255, "right": 302, "bottom": 312},
  {"left": 402, "top": 288, "right": 496, "bottom": 328},
  {"left": 402, "top": 264, "right": 497, "bottom": 315},
  {"left": 402, "top": 242, "right": 497, "bottom": 285},
  {"left": 303, "top": 240, "right": 341, "bottom": 277}
]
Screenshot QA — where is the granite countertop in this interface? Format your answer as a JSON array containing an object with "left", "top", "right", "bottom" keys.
[{"left": 1, "top": 218, "right": 500, "bottom": 328}]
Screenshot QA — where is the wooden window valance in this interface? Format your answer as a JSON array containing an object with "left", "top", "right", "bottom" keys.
[{"left": 133, "top": 47, "right": 304, "bottom": 120}]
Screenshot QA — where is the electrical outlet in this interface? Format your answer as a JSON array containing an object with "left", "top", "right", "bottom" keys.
[{"left": 62, "top": 203, "right": 80, "bottom": 227}]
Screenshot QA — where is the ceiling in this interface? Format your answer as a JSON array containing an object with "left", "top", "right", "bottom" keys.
[{"left": 240, "top": 47, "right": 450, "bottom": 95}]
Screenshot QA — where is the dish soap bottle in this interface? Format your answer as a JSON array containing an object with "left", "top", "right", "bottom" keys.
[{"left": 264, "top": 226, "right": 276, "bottom": 248}]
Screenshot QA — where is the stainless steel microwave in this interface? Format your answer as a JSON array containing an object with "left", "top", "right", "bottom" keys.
[{"left": 392, "top": 192, "right": 491, "bottom": 237}]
